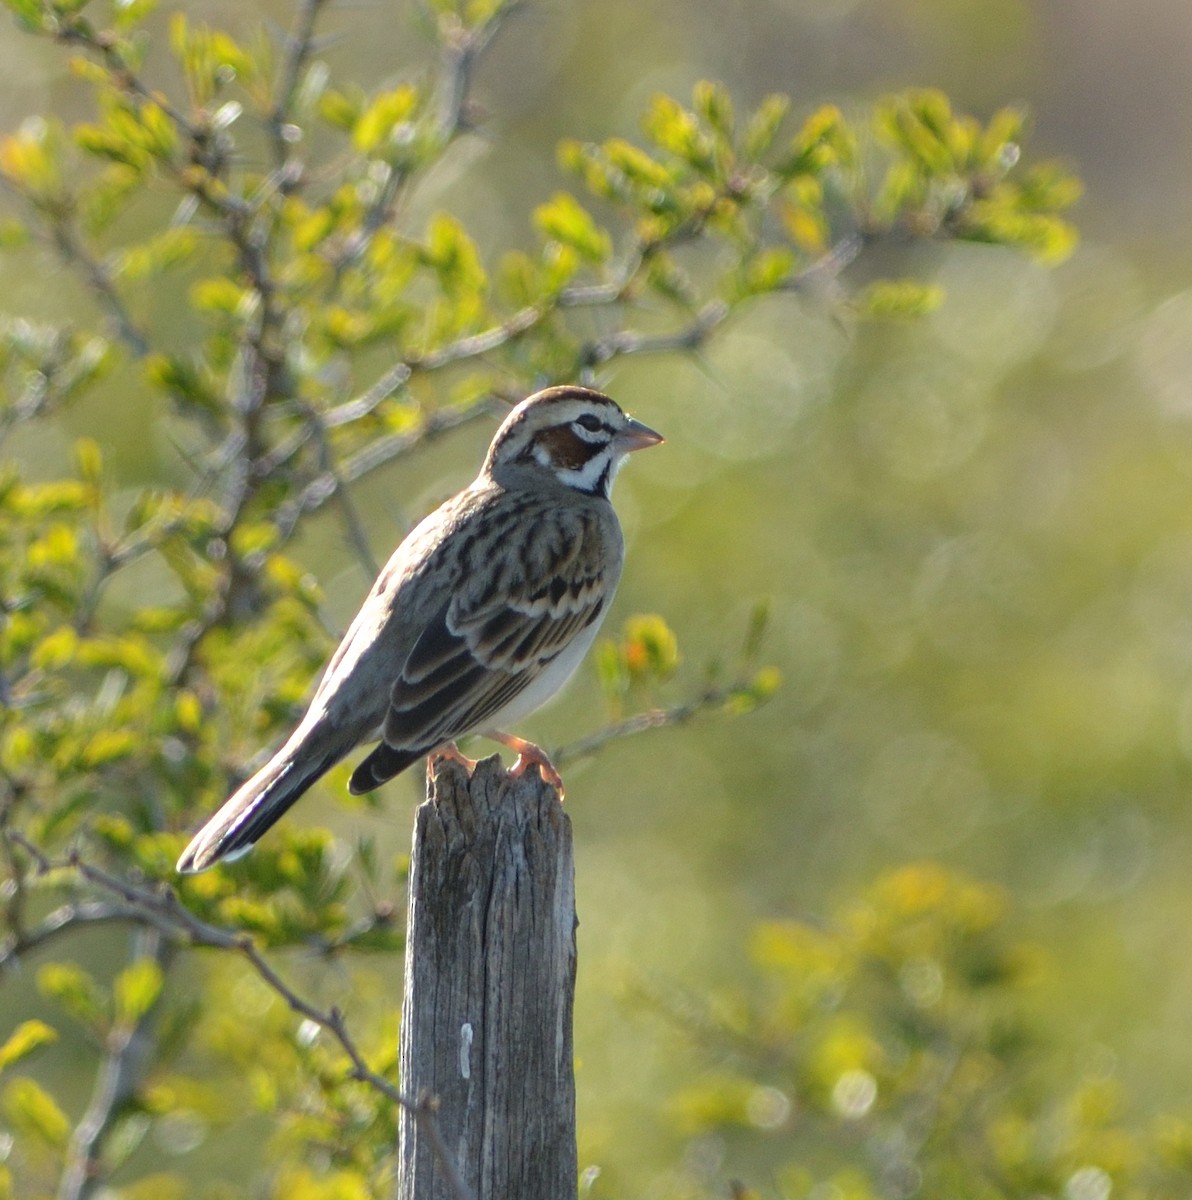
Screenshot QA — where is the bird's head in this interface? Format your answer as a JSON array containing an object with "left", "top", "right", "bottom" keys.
[{"left": 485, "top": 385, "right": 663, "bottom": 497}]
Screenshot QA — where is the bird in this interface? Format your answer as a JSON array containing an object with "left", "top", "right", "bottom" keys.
[{"left": 176, "top": 384, "right": 663, "bottom": 873}]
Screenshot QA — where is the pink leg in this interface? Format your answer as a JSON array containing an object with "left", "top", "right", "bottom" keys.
[
  {"left": 425, "top": 741, "right": 478, "bottom": 781},
  {"left": 483, "top": 730, "right": 565, "bottom": 799}
]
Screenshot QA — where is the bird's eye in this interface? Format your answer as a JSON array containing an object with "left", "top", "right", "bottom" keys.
[{"left": 574, "top": 414, "right": 603, "bottom": 433}]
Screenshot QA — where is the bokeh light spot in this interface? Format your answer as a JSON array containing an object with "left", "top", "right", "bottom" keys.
[
  {"left": 1138, "top": 289, "right": 1192, "bottom": 418},
  {"left": 831, "top": 1068, "right": 877, "bottom": 1119},
  {"left": 1064, "top": 1166, "right": 1112, "bottom": 1200}
]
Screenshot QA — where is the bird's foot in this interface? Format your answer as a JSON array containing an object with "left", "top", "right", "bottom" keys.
[
  {"left": 426, "top": 741, "right": 478, "bottom": 780},
  {"left": 483, "top": 730, "right": 565, "bottom": 799}
]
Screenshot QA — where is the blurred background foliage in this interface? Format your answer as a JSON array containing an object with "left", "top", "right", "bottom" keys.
[{"left": 0, "top": 0, "right": 1189, "bottom": 1197}]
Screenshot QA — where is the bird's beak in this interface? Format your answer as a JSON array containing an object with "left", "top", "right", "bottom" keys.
[{"left": 617, "top": 416, "right": 664, "bottom": 452}]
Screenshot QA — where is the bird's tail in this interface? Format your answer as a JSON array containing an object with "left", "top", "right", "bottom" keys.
[{"left": 176, "top": 743, "right": 342, "bottom": 874}]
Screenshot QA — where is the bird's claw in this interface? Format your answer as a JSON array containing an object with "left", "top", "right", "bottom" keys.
[
  {"left": 484, "top": 730, "right": 565, "bottom": 799},
  {"left": 426, "top": 741, "right": 478, "bottom": 780}
]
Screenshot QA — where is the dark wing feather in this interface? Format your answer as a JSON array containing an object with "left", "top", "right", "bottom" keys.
[{"left": 359, "top": 497, "right": 615, "bottom": 786}]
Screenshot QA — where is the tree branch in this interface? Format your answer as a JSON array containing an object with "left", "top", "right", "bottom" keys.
[
  {"left": 431, "top": 3, "right": 526, "bottom": 144},
  {"left": 0, "top": 899, "right": 149, "bottom": 970},
  {"left": 271, "top": 395, "right": 503, "bottom": 544},
  {"left": 267, "top": 0, "right": 332, "bottom": 171},
  {"left": 47, "top": 220, "right": 149, "bottom": 358},
  {"left": 552, "top": 678, "right": 765, "bottom": 769}
]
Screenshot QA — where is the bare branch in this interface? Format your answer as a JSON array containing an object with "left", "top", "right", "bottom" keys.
[
  {"left": 267, "top": 0, "right": 332, "bottom": 170},
  {"left": 0, "top": 171, "right": 149, "bottom": 357},
  {"left": 323, "top": 362, "right": 413, "bottom": 429},
  {"left": 0, "top": 899, "right": 149, "bottom": 971},
  {"left": 271, "top": 395, "right": 503, "bottom": 543},
  {"left": 304, "top": 403, "right": 382, "bottom": 577},
  {"left": 407, "top": 304, "right": 547, "bottom": 371},
  {"left": 581, "top": 299, "right": 730, "bottom": 367},
  {"left": 47, "top": 221, "right": 149, "bottom": 358},
  {"left": 552, "top": 679, "right": 761, "bottom": 769},
  {"left": 432, "top": 4, "right": 526, "bottom": 143}
]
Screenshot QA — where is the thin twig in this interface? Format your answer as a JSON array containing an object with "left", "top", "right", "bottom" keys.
[
  {"left": 581, "top": 299, "right": 731, "bottom": 367},
  {"left": 271, "top": 396, "right": 502, "bottom": 544},
  {"left": 0, "top": 900, "right": 165, "bottom": 969},
  {"left": 47, "top": 221, "right": 149, "bottom": 357},
  {"left": 54, "top": 26, "right": 200, "bottom": 141},
  {"left": 322, "top": 362, "right": 413, "bottom": 429},
  {"left": 0, "top": 171, "right": 148, "bottom": 355},
  {"left": 432, "top": 2, "right": 527, "bottom": 142},
  {"left": 305, "top": 404, "right": 381, "bottom": 577},
  {"left": 267, "top": 0, "right": 331, "bottom": 170},
  {"left": 333, "top": 1, "right": 521, "bottom": 280},
  {"left": 551, "top": 680, "right": 757, "bottom": 769}
]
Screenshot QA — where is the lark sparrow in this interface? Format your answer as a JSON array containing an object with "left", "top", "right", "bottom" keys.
[{"left": 177, "top": 385, "right": 662, "bottom": 872}]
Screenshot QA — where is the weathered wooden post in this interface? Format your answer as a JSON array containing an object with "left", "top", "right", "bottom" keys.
[{"left": 397, "top": 754, "right": 578, "bottom": 1200}]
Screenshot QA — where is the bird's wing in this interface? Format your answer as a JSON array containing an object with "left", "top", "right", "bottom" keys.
[{"left": 379, "top": 500, "right": 613, "bottom": 753}]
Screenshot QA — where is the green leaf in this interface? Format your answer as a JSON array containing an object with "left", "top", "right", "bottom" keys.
[
  {"left": 602, "top": 138, "right": 672, "bottom": 189},
  {"left": 878, "top": 88, "right": 956, "bottom": 173},
  {"left": 31, "top": 625, "right": 78, "bottom": 669},
  {"left": 74, "top": 122, "right": 151, "bottom": 170},
  {"left": 742, "top": 93, "right": 790, "bottom": 160},
  {"left": 643, "top": 93, "right": 714, "bottom": 171},
  {"left": 857, "top": 279, "right": 945, "bottom": 317},
  {"left": 742, "top": 246, "right": 796, "bottom": 295},
  {"left": 38, "top": 961, "right": 106, "bottom": 1028},
  {"left": 137, "top": 101, "right": 178, "bottom": 159},
  {"left": 693, "top": 80, "right": 734, "bottom": 139},
  {"left": 112, "top": 1173, "right": 186, "bottom": 1200},
  {"left": 2, "top": 1077, "right": 70, "bottom": 1148},
  {"left": 725, "top": 666, "right": 782, "bottom": 714},
  {"left": 76, "top": 633, "right": 161, "bottom": 676},
  {"left": 112, "top": 0, "right": 160, "bottom": 32},
  {"left": 0, "top": 119, "right": 64, "bottom": 200},
  {"left": 80, "top": 728, "right": 141, "bottom": 767},
  {"left": 144, "top": 353, "right": 219, "bottom": 411},
  {"left": 533, "top": 192, "right": 611, "bottom": 262},
  {"left": 595, "top": 638, "right": 629, "bottom": 708},
  {"left": 290, "top": 205, "right": 336, "bottom": 252},
  {"left": 114, "top": 958, "right": 164, "bottom": 1025},
  {"left": 271, "top": 1166, "right": 372, "bottom": 1200},
  {"left": 74, "top": 436, "right": 103, "bottom": 486},
  {"left": 740, "top": 599, "right": 771, "bottom": 664},
  {"left": 28, "top": 523, "right": 79, "bottom": 568},
  {"left": 670, "top": 1072, "right": 758, "bottom": 1134},
  {"left": 3, "top": 0, "right": 54, "bottom": 33},
  {"left": 191, "top": 276, "right": 256, "bottom": 317},
  {"left": 352, "top": 84, "right": 419, "bottom": 155},
  {"left": 978, "top": 104, "right": 1025, "bottom": 170},
  {"left": 0, "top": 1021, "right": 57, "bottom": 1072},
  {"left": 422, "top": 212, "right": 488, "bottom": 295},
  {"left": 781, "top": 104, "right": 855, "bottom": 176},
  {"left": 10, "top": 477, "right": 89, "bottom": 516},
  {"left": 117, "top": 227, "right": 198, "bottom": 281},
  {"left": 621, "top": 614, "right": 680, "bottom": 682},
  {"left": 318, "top": 86, "right": 364, "bottom": 131},
  {"left": 91, "top": 813, "right": 136, "bottom": 851}
]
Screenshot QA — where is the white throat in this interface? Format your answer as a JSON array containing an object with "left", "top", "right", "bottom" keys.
[{"left": 534, "top": 445, "right": 618, "bottom": 496}]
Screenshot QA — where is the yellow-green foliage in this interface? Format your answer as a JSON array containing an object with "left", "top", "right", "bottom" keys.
[
  {"left": 0, "top": 0, "right": 1097, "bottom": 1197},
  {"left": 657, "top": 866, "right": 1192, "bottom": 1198}
]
